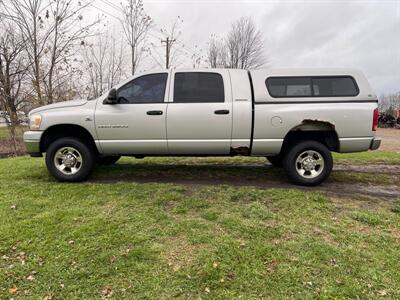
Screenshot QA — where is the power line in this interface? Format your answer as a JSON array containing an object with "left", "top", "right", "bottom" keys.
[
  {"left": 175, "top": 39, "right": 201, "bottom": 57},
  {"left": 148, "top": 30, "right": 168, "bottom": 42},
  {"left": 97, "top": 0, "right": 121, "bottom": 12},
  {"left": 91, "top": 2, "right": 204, "bottom": 68},
  {"left": 89, "top": 3, "right": 120, "bottom": 20},
  {"left": 148, "top": 51, "right": 164, "bottom": 69}
]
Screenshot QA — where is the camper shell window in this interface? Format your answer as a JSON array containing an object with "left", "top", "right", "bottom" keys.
[{"left": 266, "top": 76, "right": 359, "bottom": 98}]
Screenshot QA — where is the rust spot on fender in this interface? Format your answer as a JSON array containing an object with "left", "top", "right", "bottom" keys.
[
  {"left": 292, "top": 119, "right": 335, "bottom": 131},
  {"left": 230, "top": 146, "right": 250, "bottom": 156}
]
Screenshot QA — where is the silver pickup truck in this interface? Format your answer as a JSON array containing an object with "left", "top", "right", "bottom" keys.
[{"left": 24, "top": 68, "right": 381, "bottom": 186}]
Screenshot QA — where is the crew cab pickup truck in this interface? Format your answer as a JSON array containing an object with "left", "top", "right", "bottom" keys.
[{"left": 24, "top": 68, "right": 381, "bottom": 186}]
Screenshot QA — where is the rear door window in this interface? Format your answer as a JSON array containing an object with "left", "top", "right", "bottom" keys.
[{"left": 174, "top": 72, "right": 224, "bottom": 103}]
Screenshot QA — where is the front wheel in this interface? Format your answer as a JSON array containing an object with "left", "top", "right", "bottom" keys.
[
  {"left": 46, "top": 138, "right": 95, "bottom": 182},
  {"left": 283, "top": 140, "right": 333, "bottom": 186}
]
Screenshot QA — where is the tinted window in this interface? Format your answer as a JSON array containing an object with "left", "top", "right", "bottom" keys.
[
  {"left": 174, "top": 72, "right": 224, "bottom": 103},
  {"left": 266, "top": 77, "right": 312, "bottom": 97},
  {"left": 117, "top": 73, "right": 167, "bottom": 103},
  {"left": 312, "top": 77, "right": 358, "bottom": 96},
  {"left": 266, "top": 76, "right": 359, "bottom": 98}
]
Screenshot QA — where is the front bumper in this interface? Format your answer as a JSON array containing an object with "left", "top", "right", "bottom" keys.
[
  {"left": 23, "top": 131, "right": 43, "bottom": 157},
  {"left": 369, "top": 137, "right": 381, "bottom": 151}
]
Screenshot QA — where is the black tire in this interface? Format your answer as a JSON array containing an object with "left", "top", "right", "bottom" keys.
[
  {"left": 283, "top": 140, "right": 333, "bottom": 186},
  {"left": 45, "top": 137, "right": 95, "bottom": 182},
  {"left": 97, "top": 156, "right": 121, "bottom": 165},
  {"left": 266, "top": 155, "right": 283, "bottom": 167}
]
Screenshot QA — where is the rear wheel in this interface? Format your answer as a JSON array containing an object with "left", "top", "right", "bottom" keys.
[
  {"left": 46, "top": 138, "right": 95, "bottom": 182},
  {"left": 266, "top": 155, "right": 283, "bottom": 167},
  {"left": 283, "top": 140, "right": 333, "bottom": 186},
  {"left": 97, "top": 156, "right": 121, "bottom": 165}
]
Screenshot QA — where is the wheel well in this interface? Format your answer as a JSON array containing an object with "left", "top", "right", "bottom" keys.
[
  {"left": 280, "top": 121, "right": 339, "bottom": 154},
  {"left": 40, "top": 124, "right": 98, "bottom": 153}
]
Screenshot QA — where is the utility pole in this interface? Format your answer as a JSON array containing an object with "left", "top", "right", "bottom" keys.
[{"left": 161, "top": 37, "right": 176, "bottom": 69}]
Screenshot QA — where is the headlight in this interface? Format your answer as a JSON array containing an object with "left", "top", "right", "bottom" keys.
[{"left": 29, "top": 114, "right": 42, "bottom": 130}]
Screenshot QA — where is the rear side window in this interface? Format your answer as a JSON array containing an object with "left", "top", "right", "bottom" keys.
[
  {"left": 266, "top": 76, "right": 359, "bottom": 98},
  {"left": 174, "top": 72, "right": 224, "bottom": 103}
]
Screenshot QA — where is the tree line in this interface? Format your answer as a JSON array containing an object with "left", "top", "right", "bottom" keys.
[
  {"left": 0, "top": 0, "right": 266, "bottom": 155},
  {"left": 379, "top": 92, "right": 400, "bottom": 114}
]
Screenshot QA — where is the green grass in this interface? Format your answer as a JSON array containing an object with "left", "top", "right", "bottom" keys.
[
  {"left": 0, "top": 126, "right": 27, "bottom": 140},
  {"left": 1, "top": 156, "right": 400, "bottom": 299},
  {"left": 333, "top": 151, "right": 400, "bottom": 165}
]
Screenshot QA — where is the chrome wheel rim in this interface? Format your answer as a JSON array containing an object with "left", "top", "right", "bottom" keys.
[
  {"left": 295, "top": 150, "right": 324, "bottom": 179},
  {"left": 53, "top": 147, "right": 83, "bottom": 175}
]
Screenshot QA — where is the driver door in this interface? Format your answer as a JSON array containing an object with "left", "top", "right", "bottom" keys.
[{"left": 95, "top": 72, "right": 169, "bottom": 155}]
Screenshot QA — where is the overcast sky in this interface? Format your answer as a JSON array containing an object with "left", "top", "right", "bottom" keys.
[{"left": 92, "top": 0, "right": 400, "bottom": 95}]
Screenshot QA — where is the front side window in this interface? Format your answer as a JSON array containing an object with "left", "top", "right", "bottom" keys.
[
  {"left": 266, "top": 76, "right": 359, "bottom": 98},
  {"left": 174, "top": 72, "right": 224, "bottom": 103},
  {"left": 117, "top": 73, "right": 168, "bottom": 104}
]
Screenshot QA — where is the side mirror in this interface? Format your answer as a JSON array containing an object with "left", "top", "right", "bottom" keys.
[{"left": 104, "top": 88, "right": 118, "bottom": 104}]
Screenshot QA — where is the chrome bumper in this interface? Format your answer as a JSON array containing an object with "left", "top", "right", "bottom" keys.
[
  {"left": 369, "top": 137, "right": 381, "bottom": 151},
  {"left": 23, "top": 131, "right": 43, "bottom": 157}
]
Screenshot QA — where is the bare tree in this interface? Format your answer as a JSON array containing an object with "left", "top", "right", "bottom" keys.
[
  {"left": 227, "top": 17, "right": 265, "bottom": 69},
  {"left": 207, "top": 17, "right": 266, "bottom": 69},
  {"left": 207, "top": 38, "right": 219, "bottom": 69},
  {"left": 1, "top": 0, "right": 48, "bottom": 105},
  {"left": 1, "top": 0, "right": 96, "bottom": 105},
  {"left": 379, "top": 92, "right": 400, "bottom": 114},
  {"left": 120, "top": 0, "right": 152, "bottom": 75},
  {"left": 207, "top": 35, "right": 227, "bottom": 68},
  {"left": 189, "top": 45, "right": 203, "bottom": 69},
  {"left": 42, "top": 0, "right": 97, "bottom": 104},
  {"left": 0, "top": 20, "right": 29, "bottom": 154},
  {"left": 82, "top": 32, "right": 126, "bottom": 99}
]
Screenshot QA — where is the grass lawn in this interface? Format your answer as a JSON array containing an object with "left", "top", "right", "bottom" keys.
[
  {"left": 333, "top": 151, "right": 400, "bottom": 165},
  {"left": 0, "top": 126, "right": 27, "bottom": 140},
  {"left": 1, "top": 155, "right": 400, "bottom": 299}
]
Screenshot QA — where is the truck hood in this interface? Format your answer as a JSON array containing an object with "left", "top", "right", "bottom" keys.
[{"left": 29, "top": 99, "right": 88, "bottom": 115}]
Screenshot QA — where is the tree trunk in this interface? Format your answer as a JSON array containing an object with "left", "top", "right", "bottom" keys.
[
  {"left": 6, "top": 106, "right": 19, "bottom": 156},
  {"left": 131, "top": 44, "right": 135, "bottom": 75}
]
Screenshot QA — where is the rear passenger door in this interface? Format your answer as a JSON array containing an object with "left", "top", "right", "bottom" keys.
[{"left": 167, "top": 70, "right": 233, "bottom": 154}]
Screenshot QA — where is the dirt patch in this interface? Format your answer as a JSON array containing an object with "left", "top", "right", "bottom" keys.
[
  {"left": 330, "top": 195, "right": 392, "bottom": 211},
  {"left": 91, "top": 167, "right": 400, "bottom": 199},
  {"left": 376, "top": 128, "right": 400, "bottom": 152},
  {"left": 324, "top": 183, "right": 400, "bottom": 199},
  {"left": 162, "top": 236, "right": 209, "bottom": 272},
  {"left": 334, "top": 164, "right": 400, "bottom": 174},
  {"left": 312, "top": 226, "right": 339, "bottom": 246}
]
